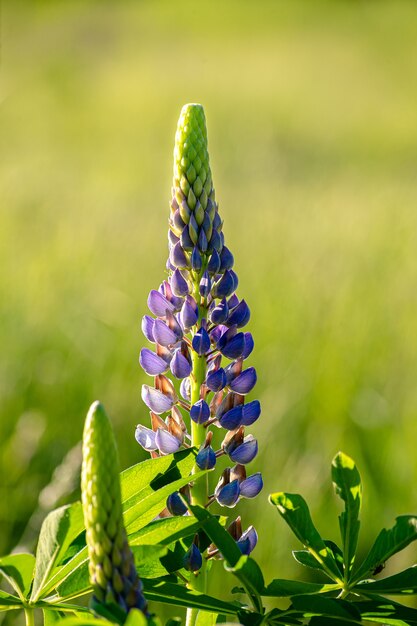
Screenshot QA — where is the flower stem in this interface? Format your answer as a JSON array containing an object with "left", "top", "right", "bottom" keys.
[
  {"left": 186, "top": 288, "right": 208, "bottom": 626},
  {"left": 24, "top": 608, "right": 35, "bottom": 626}
]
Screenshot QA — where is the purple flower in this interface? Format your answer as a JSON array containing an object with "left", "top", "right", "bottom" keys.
[
  {"left": 192, "top": 327, "right": 211, "bottom": 355},
  {"left": 179, "top": 297, "right": 198, "bottom": 329},
  {"left": 141, "top": 385, "right": 173, "bottom": 414},
  {"left": 170, "top": 349, "right": 192, "bottom": 379},
  {"left": 155, "top": 428, "right": 182, "bottom": 455},
  {"left": 196, "top": 446, "right": 216, "bottom": 470},
  {"left": 240, "top": 473, "right": 263, "bottom": 498},
  {"left": 180, "top": 377, "right": 191, "bottom": 401},
  {"left": 242, "top": 332, "right": 254, "bottom": 359},
  {"left": 227, "top": 435, "right": 258, "bottom": 464},
  {"left": 237, "top": 526, "right": 258, "bottom": 555},
  {"left": 221, "top": 333, "right": 245, "bottom": 359},
  {"left": 170, "top": 242, "right": 189, "bottom": 269},
  {"left": 219, "top": 246, "right": 234, "bottom": 271},
  {"left": 135, "top": 425, "right": 157, "bottom": 451},
  {"left": 230, "top": 367, "right": 257, "bottom": 394},
  {"left": 215, "top": 480, "right": 240, "bottom": 508},
  {"left": 199, "top": 271, "right": 211, "bottom": 298},
  {"left": 139, "top": 348, "right": 169, "bottom": 376},
  {"left": 210, "top": 298, "right": 229, "bottom": 324},
  {"left": 183, "top": 544, "right": 202, "bottom": 572},
  {"left": 147, "top": 290, "right": 174, "bottom": 317},
  {"left": 227, "top": 300, "right": 250, "bottom": 328},
  {"left": 212, "top": 270, "right": 235, "bottom": 299},
  {"left": 167, "top": 492, "right": 188, "bottom": 516},
  {"left": 171, "top": 269, "right": 189, "bottom": 297},
  {"left": 218, "top": 406, "right": 244, "bottom": 430},
  {"left": 190, "top": 400, "right": 210, "bottom": 424},
  {"left": 141, "top": 315, "right": 155, "bottom": 342},
  {"left": 153, "top": 319, "right": 180, "bottom": 346},
  {"left": 206, "top": 368, "right": 226, "bottom": 392},
  {"left": 241, "top": 400, "right": 261, "bottom": 426}
]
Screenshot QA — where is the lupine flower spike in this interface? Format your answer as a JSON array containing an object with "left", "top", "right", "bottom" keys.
[
  {"left": 82, "top": 401, "right": 148, "bottom": 617},
  {"left": 138, "top": 103, "right": 263, "bottom": 576}
]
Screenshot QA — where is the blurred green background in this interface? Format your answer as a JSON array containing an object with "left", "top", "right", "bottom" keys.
[{"left": 1, "top": 0, "right": 417, "bottom": 617}]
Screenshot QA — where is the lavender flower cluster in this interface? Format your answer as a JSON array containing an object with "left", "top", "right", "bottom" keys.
[{"left": 136, "top": 104, "right": 262, "bottom": 560}]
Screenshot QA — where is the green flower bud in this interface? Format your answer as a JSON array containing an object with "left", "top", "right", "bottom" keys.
[{"left": 81, "top": 401, "right": 148, "bottom": 616}]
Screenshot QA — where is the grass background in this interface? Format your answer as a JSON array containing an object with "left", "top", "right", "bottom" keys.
[{"left": 1, "top": 0, "right": 417, "bottom": 618}]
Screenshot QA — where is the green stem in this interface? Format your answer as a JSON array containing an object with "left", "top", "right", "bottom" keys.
[
  {"left": 186, "top": 281, "right": 208, "bottom": 626},
  {"left": 24, "top": 608, "right": 35, "bottom": 626}
]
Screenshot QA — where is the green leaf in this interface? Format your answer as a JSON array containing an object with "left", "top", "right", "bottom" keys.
[
  {"left": 43, "top": 609, "right": 68, "bottom": 625},
  {"left": 57, "top": 617, "right": 113, "bottom": 626},
  {"left": 352, "top": 515, "right": 417, "bottom": 584},
  {"left": 128, "top": 515, "right": 200, "bottom": 546},
  {"left": 269, "top": 492, "right": 342, "bottom": 583},
  {"left": 0, "top": 589, "right": 22, "bottom": 610},
  {"left": 354, "top": 599, "right": 417, "bottom": 625},
  {"left": 355, "top": 566, "right": 417, "bottom": 595},
  {"left": 31, "top": 502, "right": 84, "bottom": 602},
  {"left": 262, "top": 579, "right": 338, "bottom": 597},
  {"left": 142, "top": 579, "right": 239, "bottom": 615},
  {"left": 195, "top": 611, "right": 218, "bottom": 626},
  {"left": 331, "top": 452, "right": 362, "bottom": 578},
  {"left": 290, "top": 595, "right": 362, "bottom": 623},
  {"left": 225, "top": 555, "right": 265, "bottom": 598},
  {"left": 188, "top": 505, "right": 242, "bottom": 566},
  {"left": 0, "top": 553, "right": 35, "bottom": 601},
  {"left": 123, "top": 471, "right": 207, "bottom": 534}
]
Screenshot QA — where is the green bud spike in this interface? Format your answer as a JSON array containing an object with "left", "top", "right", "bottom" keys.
[{"left": 81, "top": 401, "right": 148, "bottom": 616}]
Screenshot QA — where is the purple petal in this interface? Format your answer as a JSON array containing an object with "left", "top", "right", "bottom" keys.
[
  {"left": 198, "top": 228, "right": 208, "bottom": 253},
  {"left": 207, "top": 249, "right": 221, "bottom": 274},
  {"left": 192, "top": 327, "right": 211, "bottom": 355},
  {"left": 135, "top": 425, "right": 157, "bottom": 451},
  {"left": 241, "top": 400, "right": 261, "bottom": 426},
  {"left": 170, "top": 350, "right": 192, "bottom": 379},
  {"left": 237, "top": 526, "right": 258, "bottom": 554},
  {"left": 196, "top": 446, "right": 216, "bottom": 470},
  {"left": 210, "top": 298, "right": 229, "bottom": 324},
  {"left": 206, "top": 368, "right": 226, "bottom": 392},
  {"left": 216, "top": 480, "right": 240, "bottom": 507},
  {"left": 147, "top": 290, "right": 175, "bottom": 317},
  {"left": 183, "top": 544, "right": 202, "bottom": 572},
  {"left": 221, "top": 333, "right": 245, "bottom": 359},
  {"left": 217, "top": 325, "right": 237, "bottom": 350},
  {"left": 180, "top": 377, "right": 191, "bottom": 401},
  {"left": 155, "top": 428, "right": 182, "bottom": 455},
  {"left": 227, "top": 300, "right": 251, "bottom": 328},
  {"left": 190, "top": 399, "right": 210, "bottom": 424},
  {"left": 180, "top": 224, "right": 194, "bottom": 251},
  {"left": 153, "top": 319, "right": 179, "bottom": 346},
  {"left": 171, "top": 269, "right": 189, "bottom": 297},
  {"left": 191, "top": 247, "right": 202, "bottom": 272},
  {"left": 141, "top": 385, "right": 173, "bottom": 414},
  {"left": 228, "top": 294, "right": 239, "bottom": 309},
  {"left": 199, "top": 271, "right": 211, "bottom": 298},
  {"left": 169, "top": 242, "right": 189, "bottom": 269},
  {"left": 240, "top": 473, "right": 263, "bottom": 498},
  {"left": 139, "top": 348, "right": 169, "bottom": 376},
  {"left": 229, "top": 437, "right": 258, "bottom": 464},
  {"left": 141, "top": 315, "right": 155, "bottom": 342},
  {"left": 212, "top": 270, "right": 235, "bottom": 298},
  {"left": 230, "top": 367, "right": 257, "bottom": 394},
  {"left": 219, "top": 246, "right": 234, "bottom": 271},
  {"left": 167, "top": 492, "right": 188, "bottom": 516},
  {"left": 242, "top": 332, "right": 254, "bottom": 359},
  {"left": 210, "top": 324, "right": 228, "bottom": 344},
  {"left": 218, "top": 405, "right": 244, "bottom": 430},
  {"left": 179, "top": 298, "right": 198, "bottom": 329}
]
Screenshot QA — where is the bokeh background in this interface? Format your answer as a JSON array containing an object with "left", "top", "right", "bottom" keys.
[{"left": 2, "top": 0, "right": 417, "bottom": 619}]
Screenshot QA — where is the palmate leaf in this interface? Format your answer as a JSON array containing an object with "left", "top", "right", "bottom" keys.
[
  {"left": 353, "top": 598, "right": 417, "bottom": 625},
  {"left": 0, "top": 589, "right": 23, "bottom": 611},
  {"left": 355, "top": 566, "right": 417, "bottom": 596},
  {"left": 0, "top": 553, "right": 35, "bottom": 601},
  {"left": 331, "top": 452, "right": 362, "bottom": 578},
  {"left": 128, "top": 515, "right": 200, "bottom": 546},
  {"left": 289, "top": 595, "right": 362, "bottom": 624},
  {"left": 269, "top": 493, "right": 342, "bottom": 583},
  {"left": 351, "top": 515, "right": 417, "bottom": 584}
]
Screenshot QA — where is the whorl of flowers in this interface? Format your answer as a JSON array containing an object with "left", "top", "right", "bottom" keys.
[
  {"left": 136, "top": 104, "right": 262, "bottom": 564},
  {"left": 82, "top": 401, "right": 148, "bottom": 616}
]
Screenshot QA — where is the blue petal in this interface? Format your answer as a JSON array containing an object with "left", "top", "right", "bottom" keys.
[
  {"left": 237, "top": 526, "right": 258, "bottom": 554},
  {"left": 207, "top": 249, "right": 221, "bottom": 274},
  {"left": 183, "top": 544, "right": 202, "bottom": 572},
  {"left": 212, "top": 270, "right": 235, "bottom": 298},
  {"left": 221, "top": 333, "right": 245, "bottom": 359},
  {"left": 229, "top": 437, "right": 258, "bottom": 464},
  {"left": 180, "top": 224, "right": 194, "bottom": 251},
  {"left": 135, "top": 425, "right": 157, "bottom": 451},
  {"left": 216, "top": 480, "right": 240, "bottom": 507},
  {"left": 196, "top": 446, "right": 216, "bottom": 470},
  {"left": 166, "top": 492, "right": 188, "bottom": 516},
  {"left": 139, "top": 348, "right": 169, "bottom": 376},
  {"left": 155, "top": 428, "right": 181, "bottom": 455},
  {"left": 192, "top": 327, "right": 211, "bottom": 355},
  {"left": 242, "top": 332, "right": 254, "bottom": 359},
  {"left": 218, "top": 405, "right": 244, "bottom": 430},
  {"left": 170, "top": 242, "right": 189, "bottom": 269},
  {"left": 147, "top": 290, "right": 175, "bottom": 317},
  {"left": 170, "top": 350, "right": 192, "bottom": 379},
  {"left": 227, "top": 300, "right": 251, "bottom": 328},
  {"left": 199, "top": 271, "right": 211, "bottom": 298},
  {"left": 198, "top": 228, "right": 208, "bottom": 253},
  {"left": 240, "top": 473, "right": 263, "bottom": 498},
  {"left": 191, "top": 247, "right": 202, "bottom": 272},
  {"left": 219, "top": 246, "right": 234, "bottom": 271},
  {"left": 210, "top": 298, "right": 229, "bottom": 324},
  {"left": 230, "top": 367, "right": 257, "bottom": 394},
  {"left": 206, "top": 368, "right": 226, "bottom": 392},
  {"left": 141, "top": 385, "right": 173, "bottom": 414},
  {"left": 190, "top": 399, "right": 210, "bottom": 424},
  {"left": 180, "top": 377, "right": 191, "bottom": 401},
  {"left": 241, "top": 400, "right": 261, "bottom": 426}
]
